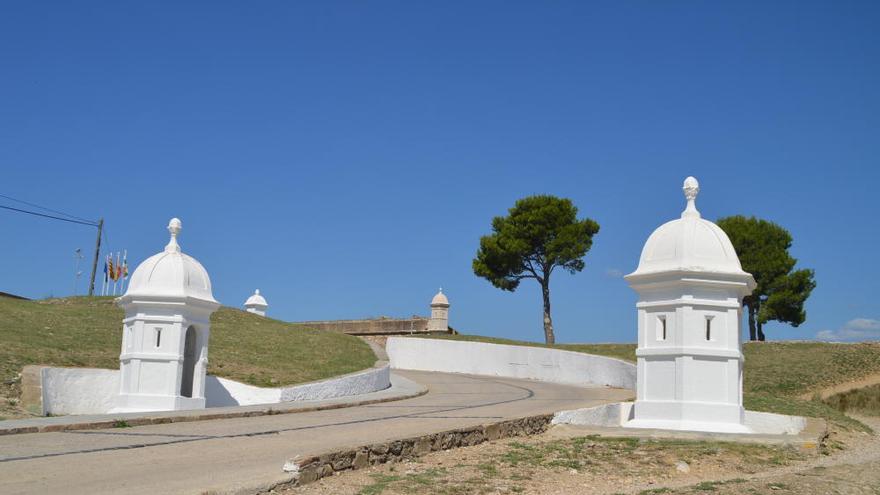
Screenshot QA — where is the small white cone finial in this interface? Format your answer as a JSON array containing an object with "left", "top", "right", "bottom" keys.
[
  {"left": 682, "top": 177, "right": 700, "bottom": 218},
  {"left": 255, "top": 289, "right": 260, "bottom": 295},
  {"left": 165, "top": 218, "right": 182, "bottom": 253}
]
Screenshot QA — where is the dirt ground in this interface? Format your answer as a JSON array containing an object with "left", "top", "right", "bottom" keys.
[{"left": 279, "top": 416, "right": 880, "bottom": 495}]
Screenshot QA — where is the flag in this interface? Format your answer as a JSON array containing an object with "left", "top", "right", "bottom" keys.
[
  {"left": 122, "top": 251, "right": 129, "bottom": 279},
  {"left": 108, "top": 257, "right": 116, "bottom": 281},
  {"left": 103, "top": 257, "right": 109, "bottom": 283}
]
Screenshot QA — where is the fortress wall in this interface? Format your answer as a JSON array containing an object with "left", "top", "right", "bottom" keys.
[{"left": 294, "top": 317, "right": 434, "bottom": 335}]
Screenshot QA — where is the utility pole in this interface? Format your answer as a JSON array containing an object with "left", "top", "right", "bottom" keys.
[{"left": 88, "top": 218, "right": 103, "bottom": 296}]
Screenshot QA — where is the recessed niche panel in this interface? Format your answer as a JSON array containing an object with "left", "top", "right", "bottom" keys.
[
  {"left": 644, "top": 359, "right": 676, "bottom": 401},
  {"left": 683, "top": 358, "right": 727, "bottom": 403}
]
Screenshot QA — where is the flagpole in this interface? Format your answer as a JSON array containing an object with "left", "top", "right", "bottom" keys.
[
  {"left": 121, "top": 249, "right": 128, "bottom": 294},
  {"left": 110, "top": 253, "right": 115, "bottom": 296},
  {"left": 115, "top": 251, "right": 121, "bottom": 296},
  {"left": 105, "top": 254, "right": 111, "bottom": 296},
  {"left": 106, "top": 254, "right": 111, "bottom": 296},
  {"left": 101, "top": 255, "right": 106, "bottom": 296},
  {"left": 111, "top": 252, "right": 116, "bottom": 296}
]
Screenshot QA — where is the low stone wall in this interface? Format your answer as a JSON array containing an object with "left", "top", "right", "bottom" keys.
[
  {"left": 386, "top": 337, "right": 636, "bottom": 389},
  {"left": 29, "top": 363, "right": 391, "bottom": 415},
  {"left": 284, "top": 415, "right": 553, "bottom": 487},
  {"left": 295, "top": 317, "right": 435, "bottom": 336}
]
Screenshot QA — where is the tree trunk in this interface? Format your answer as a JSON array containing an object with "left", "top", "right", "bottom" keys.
[
  {"left": 747, "top": 302, "right": 757, "bottom": 341},
  {"left": 541, "top": 280, "right": 554, "bottom": 344},
  {"left": 757, "top": 320, "right": 766, "bottom": 342}
]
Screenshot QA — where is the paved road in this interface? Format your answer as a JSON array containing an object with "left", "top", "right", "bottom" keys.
[{"left": 0, "top": 371, "right": 632, "bottom": 495}]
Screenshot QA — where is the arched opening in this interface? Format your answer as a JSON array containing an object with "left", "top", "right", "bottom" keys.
[{"left": 181, "top": 326, "right": 198, "bottom": 398}]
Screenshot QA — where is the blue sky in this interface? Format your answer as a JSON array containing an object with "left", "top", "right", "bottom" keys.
[{"left": 2, "top": 2, "right": 878, "bottom": 343}]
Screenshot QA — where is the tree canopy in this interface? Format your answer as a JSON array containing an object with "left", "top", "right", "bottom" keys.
[
  {"left": 473, "top": 195, "right": 599, "bottom": 344},
  {"left": 717, "top": 215, "right": 816, "bottom": 341}
]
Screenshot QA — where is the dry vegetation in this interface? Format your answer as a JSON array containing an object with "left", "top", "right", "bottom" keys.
[
  {"left": 823, "top": 384, "right": 880, "bottom": 417},
  {"left": 0, "top": 296, "right": 376, "bottom": 419},
  {"left": 287, "top": 434, "right": 808, "bottom": 495}
]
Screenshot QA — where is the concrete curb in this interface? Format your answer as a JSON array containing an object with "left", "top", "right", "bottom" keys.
[
  {"left": 0, "top": 374, "right": 427, "bottom": 436},
  {"left": 256, "top": 414, "right": 556, "bottom": 493},
  {"left": 546, "top": 417, "right": 829, "bottom": 454}
]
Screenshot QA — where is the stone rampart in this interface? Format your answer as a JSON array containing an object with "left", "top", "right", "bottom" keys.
[{"left": 295, "top": 316, "right": 445, "bottom": 336}]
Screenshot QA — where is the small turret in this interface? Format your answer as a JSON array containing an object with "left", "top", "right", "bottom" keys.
[
  {"left": 428, "top": 288, "right": 450, "bottom": 332},
  {"left": 244, "top": 289, "right": 268, "bottom": 317}
]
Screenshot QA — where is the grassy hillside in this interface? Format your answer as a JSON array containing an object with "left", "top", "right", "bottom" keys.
[
  {"left": 823, "top": 384, "right": 880, "bottom": 417},
  {"left": 0, "top": 296, "right": 376, "bottom": 419},
  {"left": 415, "top": 334, "right": 880, "bottom": 430}
]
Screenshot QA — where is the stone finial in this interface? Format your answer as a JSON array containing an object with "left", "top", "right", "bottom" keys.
[
  {"left": 165, "top": 218, "right": 182, "bottom": 253},
  {"left": 255, "top": 289, "right": 260, "bottom": 295},
  {"left": 682, "top": 177, "right": 701, "bottom": 219}
]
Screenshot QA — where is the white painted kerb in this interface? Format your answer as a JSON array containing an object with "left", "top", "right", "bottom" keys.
[
  {"left": 552, "top": 402, "right": 807, "bottom": 435},
  {"left": 386, "top": 338, "right": 636, "bottom": 389}
]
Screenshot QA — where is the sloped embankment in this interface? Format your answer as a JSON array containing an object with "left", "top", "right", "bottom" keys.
[{"left": 0, "top": 296, "right": 376, "bottom": 419}]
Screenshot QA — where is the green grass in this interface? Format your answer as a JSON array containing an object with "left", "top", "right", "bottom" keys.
[
  {"left": 741, "top": 342, "right": 880, "bottom": 397},
  {"left": 742, "top": 342, "right": 880, "bottom": 431},
  {"left": 495, "top": 435, "right": 802, "bottom": 473},
  {"left": 0, "top": 296, "right": 376, "bottom": 417},
  {"left": 413, "top": 334, "right": 880, "bottom": 431},
  {"left": 359, "top": 469, "right": 448, "bottom": 495},
  {"left": 823, "top": 384, "right": 880, "bottom": 417}
]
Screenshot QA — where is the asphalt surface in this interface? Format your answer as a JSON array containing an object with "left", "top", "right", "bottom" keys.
[{"left": 0, "top": 371, "right": 632, "bottom": 495}]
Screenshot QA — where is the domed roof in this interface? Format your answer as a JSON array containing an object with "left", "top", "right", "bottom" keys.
[
  {"left": 627, "top": 177, "right": 752, "bottom": 279},
  {"left": 431, "top": 288, "right": 449, "bottom": 306},
  {"left": 122, "top": 218, "right": 218, "bottom": 304},
  {"left": 245, "top": 289, "right": 268, "bottom": 308}
]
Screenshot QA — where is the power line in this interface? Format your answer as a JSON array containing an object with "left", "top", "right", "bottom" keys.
[
  {"left": 0, "top": 193, "right": 105, "bottom": 296},
  {"left": 0, "top": 204, "right": 99, "bottom": 227},
  {"left": 0, "top": 193, "right": 94, "bottom": 224}
]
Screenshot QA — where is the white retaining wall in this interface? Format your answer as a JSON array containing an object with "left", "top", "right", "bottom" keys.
[
  {"left": 205, "top": 364, "right": 392, "bottom": 406},
  {"left": 41, "top": 367, "right": 120, "bottom": 416},
  {"left": 39, "top": 364, "right": 391, "bottom": 415},
  {"left": 386, "top": 337, "right": 636, "bottom": 389},
  {"left": 280, "top": 364, "right": 390, "bottom": 402},
  {"left": 552, "top": 401, "right": 634, "bottom": 427}
]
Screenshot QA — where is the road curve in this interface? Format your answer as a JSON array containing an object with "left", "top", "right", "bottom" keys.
[{"left": 0, "top": 371, "right": 632, "bottom": 495}]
